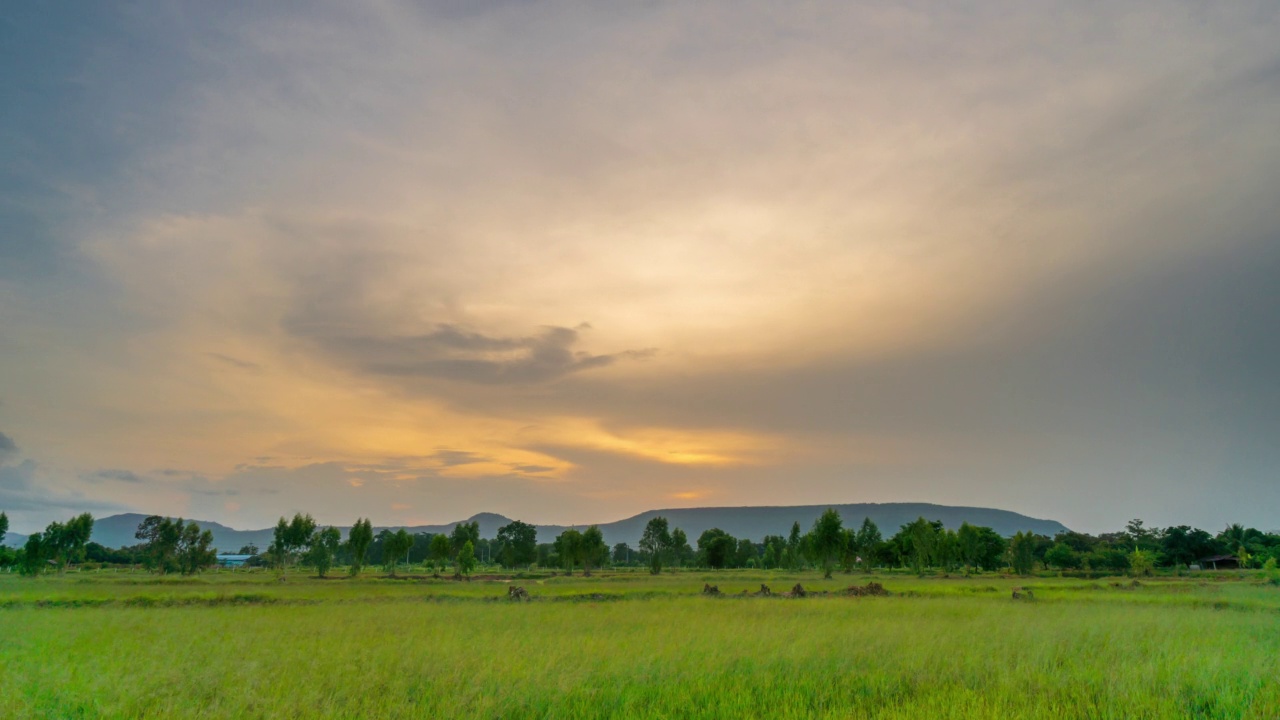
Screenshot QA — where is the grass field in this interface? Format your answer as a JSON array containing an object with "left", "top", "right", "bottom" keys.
[{"left": 2, "top": 569, "right": 1277, "bottom": 719}]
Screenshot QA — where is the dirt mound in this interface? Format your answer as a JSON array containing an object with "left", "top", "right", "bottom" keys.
[
  {"left": 507, "top": 586, "right": 531, "bottom": 601},
  {"left": 843, "top": 582, "right": 889, "bottom": 597},
  {"left": 702, "top": 583, "right": 722, "bottom": 596},
  {"left": 1012, "top": 587, "right": 1035, "bottom": 600},
  {"left": 755, "top": 584, "right": 772, "bottom": 597},
  {"left": 782, "top": 583, "right": 807, "bottom": 598}
]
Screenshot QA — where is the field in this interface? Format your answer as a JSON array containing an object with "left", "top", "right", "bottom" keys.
[{"left": 2, "top": 569, "right": 1278, "bottom": 719}]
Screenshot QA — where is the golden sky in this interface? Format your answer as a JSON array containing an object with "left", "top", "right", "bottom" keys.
[{"left": 2, "top": 2, "right": 1279, "bottom": 533}]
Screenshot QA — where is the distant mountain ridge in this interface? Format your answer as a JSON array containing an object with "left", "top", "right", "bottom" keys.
[{"left": 3, "top": 503, "right": 1068, "bottom": 552}]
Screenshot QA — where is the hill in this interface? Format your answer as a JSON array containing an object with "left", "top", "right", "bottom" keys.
[{"left": 8, "top": 502, "right": 1068, "bottom": 551}]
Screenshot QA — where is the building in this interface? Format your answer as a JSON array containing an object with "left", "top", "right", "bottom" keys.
[{"left": 1200, "top": 554, "right": 1240, "bottom": 570}]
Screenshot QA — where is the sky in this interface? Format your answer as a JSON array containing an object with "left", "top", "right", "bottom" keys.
[{"left": 2, "top": 2, "right": 1278, "bottom": 535}]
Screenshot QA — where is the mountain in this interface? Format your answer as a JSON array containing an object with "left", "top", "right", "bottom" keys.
[
  {"left": 23, "top": 502, "right": 1067, "bottom": 551},
  {"left": 533, "top": 503, "right": 1069, "bottom": 547}
]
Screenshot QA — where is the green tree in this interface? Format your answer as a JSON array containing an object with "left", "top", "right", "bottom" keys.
[
  {"left": 43, "top": 513, "right": 94, "bottom": 572},
  {"left": 639, "top": 517, "right": 671, "bottom": 575},
  {"left": 273, "top": 513, "right": 317, "bottom": 576},
  {"left": 136, "top": 515, "right": 183, "bottom": 573},
  {"left": 809, "top": 508, "right": 844, "bottom": 578},
  {"left": 735, "top": 538, "right": 757, "bottom": 568},
  {"left": 346, "top": 518, "right": 374, "bottom": 576},
  {"left": 307, "top": 526, "right": 342, "bottom": 577},
  {"left": 177, "top": 522, "right": 217, "bottom": 575},
  {"left": 697, "top": 528, "right": 736, "bottom": 569},
  {"left": 897, "top": 517, "right": 939, "bottom": 573},
  {"left": 496, "top": 520, "right": 538, "bottom": 569},
  {"left": 383, "top": 529, "right": 413, "bottom": 576},
  {"left": 1044, "top": 542, "right": 1081, "bottom": 571},
  {"left": 1129, "top": 548, "right": 1156, "bottom": 577},
  {"left": 18, "top": 532, "right": 45, "bottom": 576},
  {"left": 612, "top": 542, "right": 632, "bottom": 565},
  {"left": 555, "top": 529, "right": 584, "bottom": 575},
  {"left": 456, "top": 540, "right": 476, "bottom": 578},
  {"left": 787, "top": 522, "right": 802, "bottom": 569},
  {"left": 429, "top": 533, "right": 452, "bottom": 570},
  {"left": 450, "top": 521, "right": 480, "bottom": 556},
  {"left": 0, "top": 511, "right": 8, "bottom": 542},
  {"left": 580, "top": 526, "right": 607, "bottom": 575},
  {"left": 670, "top": 528, "right": 691, "bottom": 568},
  {"left": 852, "top": 518, "right": 881, "bottom": 571},
  {"left": 1008, "top": 531, "right": 1036, "bottom": 575}
]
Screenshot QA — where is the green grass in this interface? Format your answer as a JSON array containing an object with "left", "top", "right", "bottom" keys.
[{"left": 2, "top": 570, "right": 1277, "bottom": 718}]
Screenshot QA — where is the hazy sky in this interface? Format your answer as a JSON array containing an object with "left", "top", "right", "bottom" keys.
[{"left": 2, "top": 2, "right": 1278, "bottom": 535}]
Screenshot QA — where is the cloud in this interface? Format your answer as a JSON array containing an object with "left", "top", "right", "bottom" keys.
[
  {"left": 0, "top": 432, "right": 17, "bottom": 463},
  {"left": 88, "top": 469, "right": 145, "bottom": 483},
  {"left": 207, "top": 353, "right": 262, "bottom": 371},
  {"left": 299, "top": 323, "right": 654, "bottom": 385}
]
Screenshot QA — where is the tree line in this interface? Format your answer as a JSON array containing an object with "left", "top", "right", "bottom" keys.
[{"left": 3, "top": 508, "right": 1277, "bottom": 577}]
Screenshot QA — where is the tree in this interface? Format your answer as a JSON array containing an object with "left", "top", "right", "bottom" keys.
[
  {"left": 697, "top": 528, "right": 736, "bottom": 569},
  {"left": 383, "top": 529, "right": 413, "bottom": 576},
  {"left": 18, "top": 532, "right": 45, "bottom": 576},
  {"left": 735, "top": 538, "right": 757, "bottom": 568},
  {"left": 580, "top": 526, "right": 607, "bottom": 575},
  {"left": 639, "top": 517, "right": 671, "bottom": 575},
  {"left": 43, "top": 513, "right": 94, "bottom": 573},
  {"left": 1129, "top": 548, "right": 1156, "bottom": 577},
  {"left": 787, "top": 522, "right": 803, "bottom": 569},
  {"left": 346, "top": 518, "right": 374, "bottom": 577},
  {"left": 307, "top": 526, "right": 342, "bottom": 578},
  {"left": 555, "top": 529, "right": 584, "bottom": 575},
  {"left": 136, "top": 516, "right": 183, "bottom": 573},
  {"left": 236, "top": 544, "right": 260, "bottom": 556},
  {"left": 670, "top": 528, "right": 690, "bottom": 568},
  {"left": 1044, "top": 542, "right": 1081, "bottom": 571},
  {"left": 429, "top": 533, "right": 452, "bottom": 571},
  {"left": 450, "top": 521, "right": 480, "bottom": 557},
  {"left": 896, "top": 517, "right": 940, "bottom": 574},
  {"left": 456, "top": 540, "right": 476, "bottom": 578},
  {"left": 176, "top": 522, "right": 217, "bottom": 575},
  {"left": 271, "top": 513, "right": 317, "bottom": 576},
  {"left": 496, "top": 520, "right": 538, "bottom": 569},
  {"left": 809, "top": 508, "right": 844, "bottom": 578},
  {"left": 956, "top": 524, "right": 1005, "bottom": 572},
  {"left": 1008, "top": 531, "right": 1037, "bottom": 575},
  {"left": 612, "top": 543, "right": 633, "bottom": 565},
  {"left": 0, "top": 511, "right": 7, "bottom": 542}
]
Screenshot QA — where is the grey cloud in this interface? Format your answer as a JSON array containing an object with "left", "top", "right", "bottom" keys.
[
  {"left": 431, "top": 450, "right": 489, "bottom": 467},
  {"left": 90, "top": 469, "right": 145, "bottom": 483},
  {"left": 207, "top": 353, "right": 262, "bottom": 371},
  {"left": 0, "top": 432, "right": 17, "bottom": 462},
  {"left": 0, "top": 460, "right": 125, "bottom": 516},
  {"left": 304, "top": 323, "right": 652, "bottom": 385}
]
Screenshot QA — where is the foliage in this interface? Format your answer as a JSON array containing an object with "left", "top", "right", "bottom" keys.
[
  {"left": 554, "top": 529, "right": 583, "bottom": 575},
  {"left": 306, "top": 527, "right": 342, "bottom": 578},
  {"left": 429, "top": 534, "right": 452, "bottom": 568},
  {"left": 43, "top": 513, "right": 94, "bottom": 572},
  {"left": 697, "top": 528, "right": 736, "bottom": 569},
  {"left": 1129, "top": 548, "right": 1156, "bottom": 577},
  {"left": 346, "top": 519, "right": 374, "bottom": 577},
  {"left": 132, "top": 516, "right": 214, "bottom": 575},
  {"left": 496, "top": 520, "right": 538, "bottom": 569},
  {"left": 383, "top": 529, "right": 413, "bottom": 575},
  {"left": 456, "top": 540, "right": 476, "bottom": 577},
  {"left": 639, "top": 517, "right": 672, "bottom": 575},
  {"left": 270, "top": 513, "right": 317, "bottom": 576},
  {"left": 806, "top": 508, "right": 844, "bottom": 578},
  {"left": 450, "top": 522, "right": 480, "bottom": 557},
  {"left": 580, "top": 526, "right": 607, "bottom": 575},
  {"left": 1045, "top": 542, "right": 1081, "bottom": 571},
  {"left": 1008, "top": 531, "right": 1037, "bottom": 575}
]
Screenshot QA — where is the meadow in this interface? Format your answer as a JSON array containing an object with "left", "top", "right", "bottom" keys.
[{"left": 2, "top": 569, "right": 1277, "bottom": 719}]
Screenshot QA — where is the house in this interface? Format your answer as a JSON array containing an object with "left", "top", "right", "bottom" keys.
[{"left": 1200, "top": 554, "right": 1240, "bottom": 570}]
